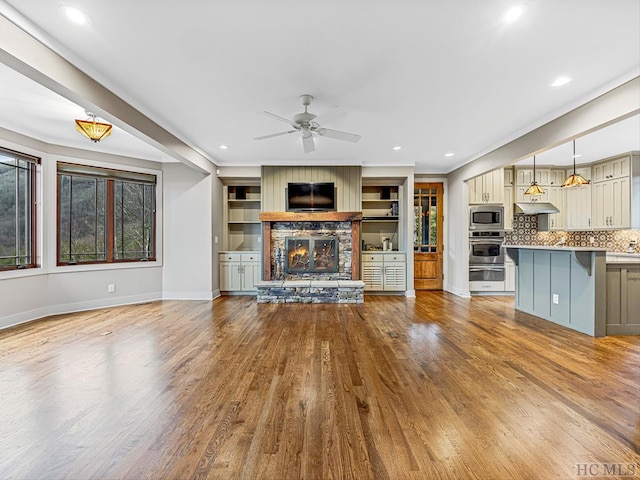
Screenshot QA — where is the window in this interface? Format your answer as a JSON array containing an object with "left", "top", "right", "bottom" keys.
[
  {"left": 0, "top": 147, "right": 39, "bottom": 271},
  {"left": 57, "top": 162, "right": 156, "bottom": 265}
]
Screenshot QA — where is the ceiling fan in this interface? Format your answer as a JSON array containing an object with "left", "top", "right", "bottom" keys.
[{"left": 254, "top": 94, "right": 361, "bottom": 153}]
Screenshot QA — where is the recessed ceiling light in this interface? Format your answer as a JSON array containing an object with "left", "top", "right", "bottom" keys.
[
  {"left": 504, "top": 4, "right": 528, "bottom": 23},
  {"left": 444, "top": 152, "right": 454, "bottom": 157},
  {"left": 219, "top": 145, "right": 229, "bottom": 150},
  {"left": 551, "top": 76, "right": 572, "bottom": 87},
  {"left": 392, "top": 146, "right": 402, "bottom": 151},
  {"left": 60, "top": 6, "right": 93, "bottom": 25}
]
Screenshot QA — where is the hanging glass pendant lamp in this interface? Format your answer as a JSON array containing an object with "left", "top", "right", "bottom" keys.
[
  {"left": 561, "top": 139, "right": 589, "bottom": 187},
  {"left": 524, "top": 155, "right": 545, "bottom": 196},
  {"left": 75, "top": 111, "right": 112, "bottom": 142}
]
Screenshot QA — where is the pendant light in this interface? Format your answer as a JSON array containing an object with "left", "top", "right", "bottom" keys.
[
  {"left": 75, "top": 111, "right": 112, "bottom": 142},
  {"left": 524, "top": 155, "right": 544, "bottom": 196},
  {"left": 561, "top": 139, "right": 589, "bottom": 187}
]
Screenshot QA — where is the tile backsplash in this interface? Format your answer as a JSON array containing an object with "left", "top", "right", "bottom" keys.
[{"left": 504, "top": 215, "right": 640, "bottom": 253}]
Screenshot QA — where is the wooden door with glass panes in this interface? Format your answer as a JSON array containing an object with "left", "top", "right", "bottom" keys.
[{"left": 414, "top": 183, "right": 444, "bottom": 290}]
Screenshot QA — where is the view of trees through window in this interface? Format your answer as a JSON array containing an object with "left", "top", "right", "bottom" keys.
[
  {"left": 114, "top": 181, "right": 155, "bottom": 260},
  {"left": 0, "top": 150, "right": 37, "bottom": 270},
  {"left": 57, "top": 163, "right": 156, "bottom": 265},
  {"left": 58, "top": 175, "right": 107, "bottom": 263}
]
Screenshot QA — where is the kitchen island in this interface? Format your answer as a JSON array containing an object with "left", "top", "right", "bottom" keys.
[{"left": 504, "top": 245, "right": 607, "bottom": 337}]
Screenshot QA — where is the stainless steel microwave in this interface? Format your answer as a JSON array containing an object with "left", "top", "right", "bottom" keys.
[{"left": 469, "top": 205, "right": 504, "bottom": 231}]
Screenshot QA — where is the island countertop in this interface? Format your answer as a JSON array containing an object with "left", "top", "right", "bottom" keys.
[{"left": 504, "top": 245, "right": 607, "bottom": 252}]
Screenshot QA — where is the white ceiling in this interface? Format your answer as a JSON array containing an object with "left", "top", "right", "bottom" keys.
[{"left": 0, "top": 0, "right": 639, "bottom": 173}]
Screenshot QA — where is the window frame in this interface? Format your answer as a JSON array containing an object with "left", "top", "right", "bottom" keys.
[
  {"left": 0, "top": 146, "right": 39, "bottom": 272},
  {"left": 56, "top": 162, "right": 157, "bottom": 266}
]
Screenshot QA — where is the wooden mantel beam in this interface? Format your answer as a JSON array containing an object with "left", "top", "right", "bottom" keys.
[{"left": 259, "top": 212, "right": 362, "bottom": 222}]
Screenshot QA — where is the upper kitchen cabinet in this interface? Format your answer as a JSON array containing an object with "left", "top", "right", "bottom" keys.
[
  {"left": 565, "top": 167, "right": 592, "bottom": 230},
  {"left": 591, "top": 152, "right": 640, "bottom": 230},
  {"left": 515, "top": 167, "right": 551, "bottom": 187},
  {"left": 468, "top": 168, "right": 504, "bottom": 204}
]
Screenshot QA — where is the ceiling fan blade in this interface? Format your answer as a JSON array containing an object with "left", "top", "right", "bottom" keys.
[
  {"left": 254, "top": 130, "right": 297, "bottom": 140},
  {"left": 263, "top": 111, "right": 296, "bottom": 126},
  {"left": 302, "top": 133, "right": 315, "bottom": 153},
  {"left": 313, "top": 107, "right": 347, "bottom": 126},
  {"left": 316, "top": 128, "right": 361, "bottom": 143}
]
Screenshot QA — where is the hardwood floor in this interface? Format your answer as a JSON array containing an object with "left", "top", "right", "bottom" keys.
[{"left": 0, "top": 293, "right": 638, "bottom": 480}]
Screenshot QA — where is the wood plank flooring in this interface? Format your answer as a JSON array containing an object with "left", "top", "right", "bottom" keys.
[{"left": 0, "top": 293, "right": 638, "bottom": 479}]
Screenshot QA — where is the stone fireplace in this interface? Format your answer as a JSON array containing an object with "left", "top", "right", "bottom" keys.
[
  {"left": 256, "top": 212, "right": 365, "bottom": 303},
  {"left": 286, "top": 236, "right": 339, "bottom": 274}
]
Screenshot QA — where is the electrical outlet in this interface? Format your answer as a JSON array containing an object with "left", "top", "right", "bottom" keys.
[
  {"left": 107, "top": 283, "right": 115, "bottom": 293},
  {"left": 589, "top": 236, "right": 595, "bottom": 245},
  {"left": 553, "top": 294, "right": 559, "bottom": 304},
  {"left": 214, "top": 236, "right": 219, "bottom": 244}
]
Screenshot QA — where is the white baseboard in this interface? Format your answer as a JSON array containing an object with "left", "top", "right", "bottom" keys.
[
  {"left": 405, "top": 289, "right": 416, "bottom": 298},
  {"left": 0, "top": 292, "right": 162, "bottom": 331},
  {"left": 162, "top": 291, "right": 214, "bottom": 301},
  {"left": 444, "top": 283, "right": 471, "bottom": 298}
]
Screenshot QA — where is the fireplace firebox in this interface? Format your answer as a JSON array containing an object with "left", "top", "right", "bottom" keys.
[{"left": 286, "top": 237, "right": 338, "bottom": 274}]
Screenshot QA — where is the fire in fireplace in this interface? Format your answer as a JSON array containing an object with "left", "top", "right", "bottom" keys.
[{"left": 286, "top": 236, "right": 339, "bottom": 274}]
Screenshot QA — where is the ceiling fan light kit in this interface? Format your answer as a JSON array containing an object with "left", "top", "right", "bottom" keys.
[
  {"left": 75, "top": 111, "right": 112, "bottom": 142},
  {"left": 255, "top": 94, "right": 361, "bottom": 153}
]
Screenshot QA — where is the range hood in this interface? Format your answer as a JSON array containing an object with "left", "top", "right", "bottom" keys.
[{"left": 514, "top": 202, "right": 560, "bottom": 215}]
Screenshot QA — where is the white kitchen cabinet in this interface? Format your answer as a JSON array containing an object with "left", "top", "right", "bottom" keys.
[
  {"left": 538, "top": 187, "right": 567, "bottom": 231},
  {"left": 592, "top": 155, "right": 630, "bottom": 183},
  {"left": 468, "top": 169, "right": 504, "bottom": 204},
  {"left": 219, "top": 252, "right": 261, "bottom": 292},
  {"left": 504, "top": 185, "right": 513, "bottom": 231},
  {"left": 361, "top": 252, "right": 406, "bottom": 292},
  {"left": 593, "top": 176, "right": 631, "bottom": 229},
  {"left": 505, "top": 258, "right": 515, "bottom": 292},
  {"left": 549, "top": 169, "right": 566, "bottom": 186},
  {"left": 565, "top": 185, "right": 592, "bottom": 230},
  {"left": 515, "top": 186, "right": 549, "bottom": 203},
  {"left": 515, "top": 168, "right": 550, "bottom": 187}
]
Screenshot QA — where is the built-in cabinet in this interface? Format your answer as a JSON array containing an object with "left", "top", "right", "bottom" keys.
[
  {"left": 361, "top": 185, "right": 399, "bottom": 250},
  {"left": 468, "top": 169, "right": 503, "bottom": 204},
  {"left": 606, "top": 262, "right": 640, "bottom": 335},
  {"left": 219, "top": 252, "right": 261, "bottom": 292},
  {"left": 565, "top": 183, "right": 592, "bottom": 230},
  {"left": 361, "top": 252, "right": 406, "bottom": 292},
  {"left": 224, "top": 184, "right": 262, "bottom": 251},
  {"left": 504, "top": 168, "right": 514, "bottom": 231},
  {"left": 221, "top": 183, "right": 262, "bottom": 294},
  {"left": 591, "top": 153, "right": 635, "bottom": 229}
]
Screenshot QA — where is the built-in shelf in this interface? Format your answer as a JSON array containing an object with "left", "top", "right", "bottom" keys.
[
  {"left": 224, "top": 183, "right": 261, "bottom": 251},
  {"left": 361, "top": 184, "right": 400, "bottom": 253}
]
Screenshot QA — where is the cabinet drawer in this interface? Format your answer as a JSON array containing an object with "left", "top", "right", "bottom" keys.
[
  {"left": 385, "top": 253, "right": 406, "bottom": 262},
  {"left": 362, "top": 253, "right": 384, "bottom": 263},
  {"left": 469, "top": 281, "right": 505, "bottom": 291},
  {"left": 219, "top": 252, "right": 242, "bottom": 262},
  {"left": 240, "top": 253, "right": 260, "bottom": 262}
]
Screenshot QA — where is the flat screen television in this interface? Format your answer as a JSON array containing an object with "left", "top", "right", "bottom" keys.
[{"left": 286, "top": 182, "right": 336, "bottom": 212}]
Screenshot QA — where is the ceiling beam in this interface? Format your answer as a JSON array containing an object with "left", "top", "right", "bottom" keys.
[{"left": 0, "top": 13, "right": 215, "bottom": 175}]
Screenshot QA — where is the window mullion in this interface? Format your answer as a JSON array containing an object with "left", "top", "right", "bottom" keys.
[{"left": 107, "top": 180, "right": 114, "bottom": 262}]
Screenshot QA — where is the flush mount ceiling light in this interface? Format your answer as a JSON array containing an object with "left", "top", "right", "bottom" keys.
[
  {"left": 75, "top": 112, "right": 112, "bottom": 142},
  {"left": 60, "top": 5, "right": 93, "bottom": 25},
  {"left": 504, "top": 4, "right": 528, "bottom": 23},
  {"left": 551, "top": 76, "right": 572, "bottom": 87},
  {"left": 524, "top": 155, "right": 545, "bottom": 196},
  {"left": 561, "top": 139, "right": 589, "bottom": 187}
]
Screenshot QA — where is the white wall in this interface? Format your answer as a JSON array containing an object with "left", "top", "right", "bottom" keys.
[
  {"left": 0, "top": 130, "right": 174, "bottom": 330},
  {"left": 162, "top": 163, "right": 213, "bottom": 300},
  {"left": 446, "top": 77, "right": 640, "bottom": 297}
]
